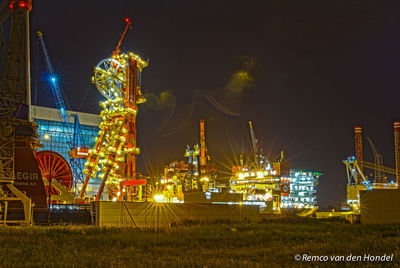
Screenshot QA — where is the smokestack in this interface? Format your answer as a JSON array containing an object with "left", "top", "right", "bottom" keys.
[
  {"left": 200, "top": 119, "right": 206, "bottom": 166},
  {"left": 354, "top": 126, "right": 363, "bottom": 173},
  {"left": 394, "top": 122, "right": 400, "bottom": 188}
]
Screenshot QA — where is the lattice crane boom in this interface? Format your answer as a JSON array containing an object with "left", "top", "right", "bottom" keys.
[
  {"left": 36, "top": 30, "right": 70, "bottom": 124},
  {"left": 248, "top": 121, "right": 257, "bottom": 155},
  {"left": 366, "top": 136, "right": 385, "bottom": 183},
  {"left": 248, "top": 121, "right": 267, "bottom": 168},
  {"left": 362, "top": 161, "right": 394, "bottom": 176}
]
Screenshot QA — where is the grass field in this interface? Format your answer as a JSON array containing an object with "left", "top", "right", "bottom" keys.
[{"left": 0, "top": 219, "right": 399, "bottom": 267}]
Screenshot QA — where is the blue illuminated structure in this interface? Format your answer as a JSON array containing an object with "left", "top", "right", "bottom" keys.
[
  {"left": 32, "top": 105, "right": 102, "bottom": 196},
  {"left": 36, "top": 31, "right": 94, "bottom": 194}
]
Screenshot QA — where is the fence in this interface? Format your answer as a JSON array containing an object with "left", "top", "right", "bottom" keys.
[{"left": 94, "top": 201, "right": 260, "bottom": 227}]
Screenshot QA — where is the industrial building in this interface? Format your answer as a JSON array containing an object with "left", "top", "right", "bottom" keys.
[{"left": 280, "top": 171, "right": 319, "bottom": 208}]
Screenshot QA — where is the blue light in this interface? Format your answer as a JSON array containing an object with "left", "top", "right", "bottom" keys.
[{"left": 51, "top": 76, "right": 56, "bottom": 83}]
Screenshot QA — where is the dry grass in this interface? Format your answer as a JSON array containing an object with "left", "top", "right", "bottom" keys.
[{"left": 0, "top": 220, "right": 399, "bottom": 267}]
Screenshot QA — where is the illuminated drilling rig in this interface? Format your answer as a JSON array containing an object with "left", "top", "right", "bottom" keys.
[
  {"left": 229, "top": 121, "right": 283, "bottom": 211},
  {"left": 182, "top": 119, "right": 216, "bottom": 192},
  {"left": 229, "top": 121, "right": 319, "bottom": 211},
  {"left": 78, "top": 19, "right": 148, "bottom": 202}
]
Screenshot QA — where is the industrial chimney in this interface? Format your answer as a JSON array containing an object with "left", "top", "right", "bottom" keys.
[
  {"left": 354, "top": 126, "right": 363, "bottom": 173},
  {"left": 394, "top": 122, "right": 400, "bottom": 188},
  {"left": 200, "top": 119, "right": 206, "bottom": 166}
]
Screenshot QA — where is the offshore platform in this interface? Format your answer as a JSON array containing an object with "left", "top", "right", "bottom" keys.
[
  {"left": 229, "top": 122, "right": 319, "bottom": 212},
  {"left": 155, "top": 120, "right": 319, "bottom": 213}
]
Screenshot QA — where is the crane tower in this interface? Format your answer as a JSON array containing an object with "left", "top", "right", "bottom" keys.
[
  {"left": 0, "top": 0, "right": 35, "bottom": 224},
  {"left": 248, "top": 121, "right": 266, "bottom": 169},
  {"left": 366, "top": 137, "right": 385, "bottom": 183}
]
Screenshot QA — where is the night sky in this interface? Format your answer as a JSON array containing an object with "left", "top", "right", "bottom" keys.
[{"left": 29, "top": 0, "right": 400, "bottom": 207}]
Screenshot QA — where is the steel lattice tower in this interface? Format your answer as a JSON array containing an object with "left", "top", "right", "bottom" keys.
[
  {"left": 0, "top": 0, "right": 32, "bottom": 184},
  {"left": 366, "top": 137, "right": 385, "bottom": 183},
  {"left": 1, "top": 0, "right": 31, "bottom": 109}
]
